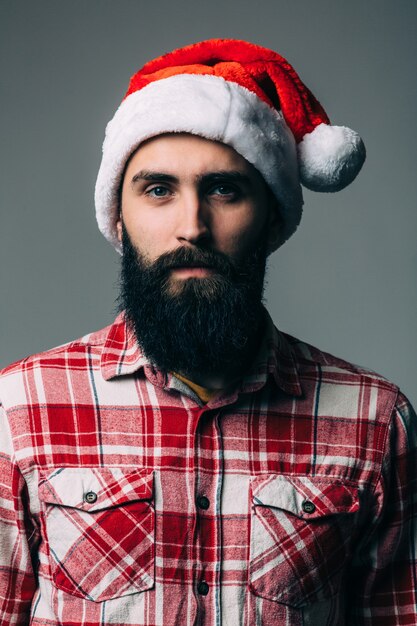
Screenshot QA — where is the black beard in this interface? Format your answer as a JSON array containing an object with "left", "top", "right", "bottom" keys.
[{"left": 118, "top": 224, "right": 268, "bottom": 380}]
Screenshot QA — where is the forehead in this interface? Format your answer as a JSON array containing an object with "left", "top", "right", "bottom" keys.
[{"left": 124, "top": 133, "right": 263, "bottom": 180}]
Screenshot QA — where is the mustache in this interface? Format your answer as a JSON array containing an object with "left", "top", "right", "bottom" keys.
[{"left": 138, "top": 246, "right": 238, "bottom": 280}]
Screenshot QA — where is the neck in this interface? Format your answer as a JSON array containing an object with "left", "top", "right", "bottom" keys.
[{"left": 177, "top": 370, "right": 238, "bottom": 391}]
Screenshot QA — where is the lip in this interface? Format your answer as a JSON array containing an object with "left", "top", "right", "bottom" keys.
[{"left": 170, "top": 266, "right": 215, "bottom": 278}]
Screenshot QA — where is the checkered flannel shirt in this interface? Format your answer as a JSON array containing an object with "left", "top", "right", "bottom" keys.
[{"left": 0, "top": 311, "right": 416, "bottom": 626}]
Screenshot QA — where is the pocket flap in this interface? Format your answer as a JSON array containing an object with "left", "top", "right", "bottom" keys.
[
  {"left": 251, "top": 475, "right": 359, "bottom": 519},
  {"left": 39, "top": 467, "right": 153, "bottom": 512}
]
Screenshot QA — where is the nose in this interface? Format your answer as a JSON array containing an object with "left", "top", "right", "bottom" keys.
[{"left": 175, "top": 191, "right": 210, "bottom": 245}]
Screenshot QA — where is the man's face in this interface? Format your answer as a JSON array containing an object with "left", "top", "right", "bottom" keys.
[
  {"left": 117, "top": 133, "right": 280, "bottom": 280},
  {"left": 117, "top": 133, "right": 281, "bottom": 380}
]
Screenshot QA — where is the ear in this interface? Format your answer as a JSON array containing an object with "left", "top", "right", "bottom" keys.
[
  {"left": 265, "top": 201, "right": 282, "bottom": 254},
  {"left": 116, "top": 214, "right": 123, "bottom": 243}
]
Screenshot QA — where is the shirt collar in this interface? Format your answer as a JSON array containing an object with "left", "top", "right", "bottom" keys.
[
  {"left": 100, "top": 310, "right": 302, "bottom": 397},
  {"left": 101, "top": 312, "right": 152, "bottom": 381},
  {"left": 238, "top": 310, "right": 302, "bottom": 397}
]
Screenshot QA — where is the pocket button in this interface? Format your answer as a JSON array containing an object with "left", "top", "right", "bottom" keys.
[
  {"left": 301, "top": 500, "right": 316, "bottom": 514},
  {"left": 84, "top": 491, "right": 98, "bottom": 504}
]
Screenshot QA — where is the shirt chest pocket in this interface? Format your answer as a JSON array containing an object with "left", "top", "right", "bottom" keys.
[
  {"left": 249, "top": 474, "right": 360, "bottom": 608},
  {"left": 38, "top": 467, "right": 154, "bottom": 602}
]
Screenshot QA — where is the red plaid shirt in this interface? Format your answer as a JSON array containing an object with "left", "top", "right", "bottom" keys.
[{"left": 0, "top": 311, "right": 416, "bottom": 625}]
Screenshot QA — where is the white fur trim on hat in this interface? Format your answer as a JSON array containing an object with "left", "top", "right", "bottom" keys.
[{"left": 95, "top": 73, "right": 303, "bottom": 254}]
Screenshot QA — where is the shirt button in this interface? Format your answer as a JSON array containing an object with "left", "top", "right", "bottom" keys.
[
  {"left": 84, "top": 491, "right": 98, "bottom": 504},
  {"left": 197, "top": 581, "right": 209, "bottom": 596},
  {"left": 302, "top": 500, "right": 316, "bottom": 514},
  {"left": 196, "top": 495, "right": 210, "bottom": 510}
]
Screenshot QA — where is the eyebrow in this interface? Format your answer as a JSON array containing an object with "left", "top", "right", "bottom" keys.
[
  {"left": 130, "top": 170, "right": 252, "bottom": 187},
  {"left": 131, "top": 171, "right": 177, "bottom": 186}
]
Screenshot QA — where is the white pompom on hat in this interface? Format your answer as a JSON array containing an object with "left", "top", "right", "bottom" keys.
[
  {"left": 298, "top": 123, "right": 366, "bottom": 192},
  {"left": 95, "top": 39, "right": 366, "bottom": 253}
]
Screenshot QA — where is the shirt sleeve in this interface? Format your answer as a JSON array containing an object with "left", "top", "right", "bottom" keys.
[
  {"left": 0, "top": 403, "right": 39, "bottom": 625},
  {"left": 347, "top": 391, "right": 417, "bottom": 625}
]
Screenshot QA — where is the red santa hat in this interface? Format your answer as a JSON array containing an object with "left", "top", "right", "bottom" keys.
[{"left": 95, "top": 39, "right": 366, "bottom": 253}]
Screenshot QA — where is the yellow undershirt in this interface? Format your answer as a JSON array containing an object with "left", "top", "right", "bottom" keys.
[{"left": 173, "top": 371, "right": 220, "bottom": 403}]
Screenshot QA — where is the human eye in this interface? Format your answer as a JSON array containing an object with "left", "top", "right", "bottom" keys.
[
  {"left": 209, "top": 183, "right": 241, "bottom": 200},
  {"left": 145, "top": 185, "right": 171, "bottom": 198}
]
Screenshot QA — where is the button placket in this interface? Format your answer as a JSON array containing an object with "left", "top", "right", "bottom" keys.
[{"left": 193, "top": 409, "right": 223, "bottom": 613}]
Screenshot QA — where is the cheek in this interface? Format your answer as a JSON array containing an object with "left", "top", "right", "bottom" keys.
[
  {"left": 123, "top": 210, "right": 176, "bottom": 257},
  {"left": 216, "top": 210, "right": 268, "bottom": 255}
]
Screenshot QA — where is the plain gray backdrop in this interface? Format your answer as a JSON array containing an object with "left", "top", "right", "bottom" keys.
[{"left": 1, "top": 0, "right": 416, "bottom": 406}]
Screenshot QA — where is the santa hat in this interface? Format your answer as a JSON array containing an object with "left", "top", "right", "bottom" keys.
[{"left": 95, "top": 39, "right": 366, "bottom": 253}]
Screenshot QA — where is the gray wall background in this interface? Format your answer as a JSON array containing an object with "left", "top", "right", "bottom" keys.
[{"left": 1, "top": 0, "right": 416, "bottom": 406}]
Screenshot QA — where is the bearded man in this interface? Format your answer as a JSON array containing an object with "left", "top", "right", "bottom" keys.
[{"left": 0, "top": 39, "right": 416, "bottom": 626}]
